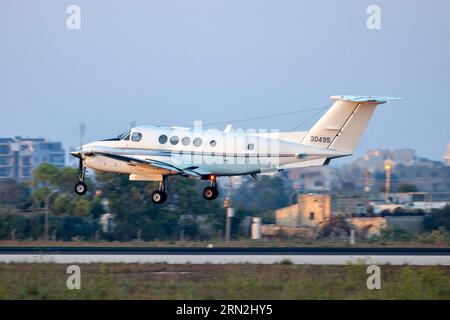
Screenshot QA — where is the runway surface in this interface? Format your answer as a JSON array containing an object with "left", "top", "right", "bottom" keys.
[{"left": 1, "top": 247, "right": 449, "bottom": 265}]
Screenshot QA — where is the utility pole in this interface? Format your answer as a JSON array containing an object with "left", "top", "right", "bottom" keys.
[
  {"left": 224, "top": 177, "right": 235, "bottom": 243},
  {"left": 364, "top": 170, "right": 371, "bottom": 193},
  {"left": 384, "top": 160, "right": 391, "bottom": 194},
  {"left": 224, "top": 197, "right": 234, "bottom": 243},
  {"left": 44, "top": 189, "right": 59, "bottom": 242}
]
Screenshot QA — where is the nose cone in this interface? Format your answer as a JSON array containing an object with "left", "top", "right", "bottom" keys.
[
  {"left": 70, "top": 147, "right": 82, "bottom": 158},
  {"left": 70, "top": 143, "right": 98, "bottom": 158}
]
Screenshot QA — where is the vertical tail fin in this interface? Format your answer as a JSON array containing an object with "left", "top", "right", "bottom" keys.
[{"left": 301, "top": 95, "right": 403, "bottom": 154}]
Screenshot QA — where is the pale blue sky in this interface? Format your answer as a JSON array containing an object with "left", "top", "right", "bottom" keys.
[{"left": 1, "top": 0, "right": 449, "bottom": 163}]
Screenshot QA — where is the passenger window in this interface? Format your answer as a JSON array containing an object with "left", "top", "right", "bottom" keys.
[
  {"left": 193, "top": 138, "right": 202, "bottom": 147},
  {"left": 247, "top": 143, "right": 255, "bottom": 151},
  {"left": 158, "top": 134, "right": 168, "bottom": 144},
  {"left": 210, "top": 140, "right": 217, "bottom": 147},
  {"left": 170, "top": 136, "right": 179, "bottom": 145},
  {"left": 182, "top": 137, "right": 190, "bottom": 146},
  {"left": 131, "top": 132, "right": 142, "bottom": 142}
]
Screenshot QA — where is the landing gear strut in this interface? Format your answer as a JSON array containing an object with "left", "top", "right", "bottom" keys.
[
  {"left": 74, "top": 159, "right": 88, "bottom": 196},
  {"left": 151, "top": 177, "right": 167, "bottom": 204},
  {"left": 203, "top": 175, "right": 219, "bottom": 200}
]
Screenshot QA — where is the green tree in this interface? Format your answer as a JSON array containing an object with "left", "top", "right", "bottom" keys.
[
  {"left": 424, "top": 205, "right": 450, "bottom": 231},
  {"left": 31, "top": 163, "right": 100, "bottom": 218},
  {"left": 95, "top": 172, "right": 224, "bottom": 241},
  {"left": 0, "top": 179, "right": 32, "bottom": 210},
  {"left": 232, "top": 176, "right": 291, "bottom": 213}
]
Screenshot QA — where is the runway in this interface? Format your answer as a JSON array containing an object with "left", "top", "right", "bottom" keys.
[{"left": 1, "top": 247, "right": 449, "bottom": 265}]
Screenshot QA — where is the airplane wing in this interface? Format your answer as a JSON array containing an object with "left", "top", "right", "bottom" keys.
[{"left": 93, "top": 152, "right": 211, "bottom": 177}]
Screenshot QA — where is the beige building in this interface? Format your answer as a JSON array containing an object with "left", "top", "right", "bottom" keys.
[
  {"left": 275, "top": 193, "right": 331, "bottom": 227},
  {"left": 347, "top": 217, "right": 387, "bottom": 237},
  {"left": 348, "top": 215, "right": 424, "bottom": 237}
]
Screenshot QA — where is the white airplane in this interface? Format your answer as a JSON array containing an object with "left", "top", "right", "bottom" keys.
[{"left": 71, "top": 95, "right": 402, "bottom": 204}]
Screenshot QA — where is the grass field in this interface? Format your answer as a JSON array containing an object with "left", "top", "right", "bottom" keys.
[{"left": 0, "top": 263, "right": 449, "bottom": 299}]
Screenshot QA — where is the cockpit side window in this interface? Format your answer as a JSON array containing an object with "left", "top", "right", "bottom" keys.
[{"left": 131, "top": 132, "right": 142, "bottom": 142}]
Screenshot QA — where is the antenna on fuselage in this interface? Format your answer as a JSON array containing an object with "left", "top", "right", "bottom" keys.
[{"left": 223, "top": 124, "right": 232, "bottom": 133}]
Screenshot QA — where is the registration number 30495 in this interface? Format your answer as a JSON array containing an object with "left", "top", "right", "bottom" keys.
[{"left": 310, "top": 136, "right": 331, "bottom": 144}]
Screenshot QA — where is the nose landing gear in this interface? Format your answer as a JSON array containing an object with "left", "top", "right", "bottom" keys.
[
  {"left": 74, "top": 159, "right": 88, "bottom": 196},
  {"left": 203, "top": 175, "right": 219, "bottom": 200},
  {"left": 74, "top": 180, "right": 87, "bottom": 195}
]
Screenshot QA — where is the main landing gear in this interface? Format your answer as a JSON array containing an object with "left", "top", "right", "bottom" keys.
[
  {"left": 151, "top": 175, "right": 219, "bottom": 204},
  {"left": 151, "top": 177, "right": 167, "bottom": 204},
  {"left": 203, "top": 175, "right": 219, "bottom": 200},
  {"left": 74, "top": 160, "right": 88, "bottom": 196}
]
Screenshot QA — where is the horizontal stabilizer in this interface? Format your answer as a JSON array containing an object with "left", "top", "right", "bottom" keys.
[{"left": 330, "top": 95, "right": 406, "bottom": 103}]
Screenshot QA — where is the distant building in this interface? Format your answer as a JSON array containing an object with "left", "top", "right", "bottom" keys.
[
  {"left": 348, "top": 216, "right": 424, "bottom": 237},
  {"left": 347, "top": 216, "right": 387, "bottom": 237},
  {"left": 333, "top": 192, "right": 371, "bottom": 216},
  {"left": 335, "top": 148, "right": 450, "bottom": 193},
  {"left": 372, "top": 192, "right": 450, "bottom": 213},
  {"left": 353, "top": 148, "right": 417, "bottom": 170},
  {"left": 391, "top": 162, "right": 450, "bottom": 192},
  {"left": 285, "top": 166, "right": 332, "bottom": 192},
  {"left": 445, "top": 144, "right": 450, "bottom": 166},
  {"left": 275, "top": 193, "right": 331, "bottom": 227},
  {"left": 0, "top": 137, "right": 65, "bottom": 181}
]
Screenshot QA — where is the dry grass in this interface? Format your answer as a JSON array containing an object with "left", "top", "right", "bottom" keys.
[{"left": 0, "top": 263, "right": 449, "bottom": 300}]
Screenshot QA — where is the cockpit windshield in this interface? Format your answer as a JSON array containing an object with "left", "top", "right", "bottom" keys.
[{"left": 118, "top": 130, "right": 131, "bottom": 140}]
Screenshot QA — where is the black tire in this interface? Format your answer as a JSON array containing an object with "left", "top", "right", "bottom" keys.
[
  {"left": 74, "top": 181, "right": 87, "bottom": 195},
  {"left": 203, "top": 186, "right": 219, "bottom": 200},
  {"left": 152, "top": 190, "right": 167, "bottom": 204}
]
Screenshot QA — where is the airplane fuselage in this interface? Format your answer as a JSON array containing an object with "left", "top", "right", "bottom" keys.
[{"left": 79, "top": 126, "right": 347, "bottom": 178}]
